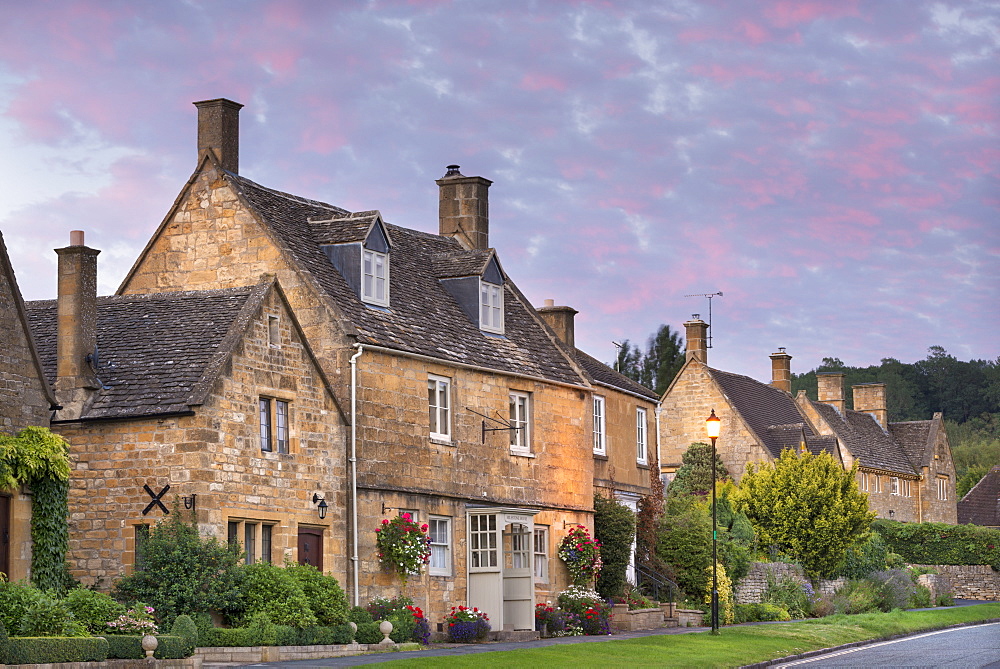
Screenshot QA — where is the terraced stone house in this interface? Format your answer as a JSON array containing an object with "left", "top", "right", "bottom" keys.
[{"left": 659, "top": 317, "right": 957, "bottom": 523}]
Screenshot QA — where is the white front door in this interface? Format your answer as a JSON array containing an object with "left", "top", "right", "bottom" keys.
[{"left": 466, "top": 509, "right": 537, "bottom": 631}]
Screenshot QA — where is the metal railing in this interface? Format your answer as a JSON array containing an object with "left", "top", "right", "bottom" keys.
[{"left": 631, "top": 562, "right": 679, "bottom": 604}]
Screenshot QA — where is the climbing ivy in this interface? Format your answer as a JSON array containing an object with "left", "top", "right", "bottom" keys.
[{"left": 0, "top": 427, "right": 72, "bottom": 591}]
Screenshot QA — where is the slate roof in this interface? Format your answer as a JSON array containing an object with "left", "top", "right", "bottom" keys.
[
  {"left": 809, "top": 401, "right": 918, "bottom": 475},
  {"left": 225, "top": 172, "right": 584, "bottom": 386},
  {"left": 26, "top": 285, "right": 264, "bottom": 420},
  {"left": 707, "top": 367, "right": 817, "bottom": 458},
  {"left": 889, "top": 419, "right": 934, "bottom": 469},
  {"left": 572, "top": 348, "right": 659, "bottom": 401},
  {"left": 957, "top": 466, "right": 1000, "bottom": 526}
]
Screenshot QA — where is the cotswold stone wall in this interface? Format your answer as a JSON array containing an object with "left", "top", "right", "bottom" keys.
[
  {"left": 910, "top": 564, "right": 1000, "bottom": 600},
  {"left": 734, "top": 562, "right": 807, "bottom": 604}
]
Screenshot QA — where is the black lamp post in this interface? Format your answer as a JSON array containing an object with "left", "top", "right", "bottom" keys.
[{"left": 705, "top": 409, "right": 721, "bottom": 635}]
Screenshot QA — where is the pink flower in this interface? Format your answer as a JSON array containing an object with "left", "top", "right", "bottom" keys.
[{"left": 382, "top": 518, "right": 390, "bottom": 525}]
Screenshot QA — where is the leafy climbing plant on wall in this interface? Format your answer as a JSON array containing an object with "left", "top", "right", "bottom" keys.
[{"left": 0, "top": 426, "right": 72, "bottom": 591}]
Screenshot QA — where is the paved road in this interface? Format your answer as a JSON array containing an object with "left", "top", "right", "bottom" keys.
[{"left": 775, "top": 621, "right": 1000, "bottom": 668}]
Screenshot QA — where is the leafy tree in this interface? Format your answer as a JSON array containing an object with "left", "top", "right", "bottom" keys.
[
  {"left": 593, "top": 494, "right": 636, "bottom": 598},
  {"left": 957, "top": 463, "right": 992, "bottom": 500},
  {"left": 668, "top": 442, "right": 730, "bottom": 498},
  {"left": 113, "top": 509, "right": 243, "bottom": 625},
  {"left": 614, "top": 324, "right": 685, "bottom": 395},
  {"left": 734, "top": 450, "right": 874, "bottom": 579},
  {"left": 654, "top": 494, "right": 712, "bottom": 600}
]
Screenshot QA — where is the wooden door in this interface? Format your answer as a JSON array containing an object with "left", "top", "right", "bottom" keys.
[{"left": 297, "top": 527, "right": 323, "bottom": 571}]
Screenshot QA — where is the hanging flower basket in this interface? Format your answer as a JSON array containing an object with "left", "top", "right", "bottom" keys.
[
  {"left": 375, "top": 513, "right": 431, "bottom": 583},
  {"left": 558, "top": 525, "right": 603, "bottom": 586}
]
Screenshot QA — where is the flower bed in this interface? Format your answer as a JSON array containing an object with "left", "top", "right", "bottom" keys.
[{"left": 444, "top": 606, "right": 491, "bottom": 643}]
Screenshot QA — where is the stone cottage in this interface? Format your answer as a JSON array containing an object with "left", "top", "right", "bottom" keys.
[
  {"left": 0, "top": 230, "right": 59, "bottom": 581},
  {"left": 25, "top": 233, "right": 347, "bottom": 587},
  {"left": 659, "top": 317, "right": 958, "bottom": 523},
  {"left": 101, "top": 98, "right": 655, "bottom": 630}
]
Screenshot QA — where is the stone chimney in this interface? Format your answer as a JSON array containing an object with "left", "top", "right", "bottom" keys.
[
  {"left": 853, "top": 383, "right": 887, "bottom": 428},
  {"left": 193, "top": 98, "right": 243, "bottom": 174},
  {"left": 684, "top": 316, "right": 708, "bottom": 364},
  {"left": 537, "top": 299, "right": 578, "bottom": 349},
  {"left": 817, "top": 372, "right": 846, "bottom": 415},
  {"left": 769, "top": 347, "right": 792, "bottom": 393},
  {"left": 55, "top": 230, "right": 100, "bottom": 419},
  {"left": 436, "top": 165, "right": 492, "bottom": 250}
]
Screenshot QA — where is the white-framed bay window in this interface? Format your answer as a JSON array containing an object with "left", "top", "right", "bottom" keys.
[{"left": 427, "top": 375, "right": 451, "bottom": 441}]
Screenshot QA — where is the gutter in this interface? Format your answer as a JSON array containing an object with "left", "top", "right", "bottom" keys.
[{"left": 349, "top": 344, "right": 364, "bottom": 607}]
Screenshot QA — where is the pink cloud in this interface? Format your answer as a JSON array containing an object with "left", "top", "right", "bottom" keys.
[
  {"left": 764, "top": 0, "right": 860, "bottom": 28},
  {"left": 519, "top": 73, "right": 568, "bottom": 92}
]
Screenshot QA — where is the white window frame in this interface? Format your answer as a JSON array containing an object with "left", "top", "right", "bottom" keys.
[
  {"left": 937, "top": 476, "right": 948, "bottom": 501},
  {"left": 480, "top": 280, "right": 504, "bottom": 334},
  {"left": 636, "top": 407, "right": 648, "bottom": 465},
  {"left": 593, "top": 395, "right": 606, "bottom": 455},
  {"left": 259, "top": 397, "right": 290, "bottom": 454},
  {"left": 859, "top": 471, "right": 869, "bottom": 492},
  {"left": 427, "top": 375, "right": 451, "bottom": 441},
  {"left": 362, "top": 248, "right": 389, "bottom": 307},
  {"left": 890, "top": 476, "right": 900, "bottom": 496},
  {"left": 468, "top": 514, "right": 498, "bottom": 571},
  {"left": 509, "top": 391, "right": 530, "bottom": 453},
  {"left": 873, "top": 474, "right": 882, "bottom": 493},
  {"left": 533, "top": 526, "right": 548, "bottom": 582},
  {"left": 428, "top": 516, "right": 452, "bottom": 576}
]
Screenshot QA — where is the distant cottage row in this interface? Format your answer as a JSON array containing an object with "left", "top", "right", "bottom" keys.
[{"left": 0, "top": 98, "right": 964, "bottom": 629}]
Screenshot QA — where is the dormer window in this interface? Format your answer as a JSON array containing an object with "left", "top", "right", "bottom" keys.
[
  {"left": 363, "top": 249, "right": 388, "bottom": 306},
  {"left": 480, "top": 280, "right": 503, "bottom": 334}
]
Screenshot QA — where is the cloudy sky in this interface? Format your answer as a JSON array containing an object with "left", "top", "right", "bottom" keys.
[{"left": 1, "top": 0, "right": 996, "bottom": 382}]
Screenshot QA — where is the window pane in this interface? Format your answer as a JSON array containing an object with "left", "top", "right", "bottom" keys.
[
  {"left": 276, "top": 400, "right": 289, "bottom": 453},
  {"left": 245, "top": 523, "right": 256, "bottom": 564},
  {"left": 533, "top": 527, "right": 548, "bottom": 580},
  {"left": 262, "top": 525, "right": 273, "bottom": 564},
  {"left": 260, "top": 398, "right": 272, "bottom": 452},
  {"left": 430, "top": 518, "right": 450, "bottom": 571}
]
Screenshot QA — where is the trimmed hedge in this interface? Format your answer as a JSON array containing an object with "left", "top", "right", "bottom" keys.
[
  {"left": 103, "top": 634, "right": 187, "bottom": 659},
  {"left": 874, "top": 520, "right": 1000, "bottom": 571},
  {"left": 0, "top": 636, "right": 108, "bottom": 664},
  {"left": 199, "top": 624, "right": 354, "bottom": 647}
]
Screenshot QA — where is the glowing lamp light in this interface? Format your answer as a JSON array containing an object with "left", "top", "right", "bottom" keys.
[{"left": 705, "top": 409, "right": 721, "bottom": 439}]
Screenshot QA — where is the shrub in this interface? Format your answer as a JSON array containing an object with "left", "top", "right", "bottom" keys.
[
  {"left": 199, "top": 627, "right": 251, "bottom": 647},
  {"left": 936, "top": 592, "right": 955, "bottom": 607},
  {"left": 112, "top": 509, "right": 242, "bottom": 625},
  {"left": 869, "top": 569, "right": 916, "bottom": 612},
  {"left": 63, "top": 587, "right": 126, "bottom": 634},
  {"left": 366, "top": 595, "right": 413, "bottom": 621},
  {"left": 703, "top": 562, "right": 735, "bottom": 625},
  {"left": 387, "top": 611, "right": 415, "bottom": 643},
  {"left": 230, "top": 563, "right": 316, "bottom": 628},
  {"left": 837, "top": 532, "right": 891, "bottom": 579},
  {"left": 106, "top": 605, "right": 158, "bottom": 635},
  {"left": 284, "top": 562, "right": 350, "bottom": 625},
  {"left": 296, "top": 624, "right": 354, "bottom": 645},
  {"left": 762, "top": 574, "right": 816, "bottom": 619},
  {"left": 0, "top": 579, "right": 47, "bottom": 634},
  {"left": 557, "top": 586, "right": 612, "bottom": 635},
  {"left": 0, "top": 636, "right": 108, "bottom": 664},
  {"left": 246, "top": 611, "right": 278, "bottom": 646},
  {"left": 354, "top": 621, "right": 382, "bottom": 644},
  {"left": 733, "top": 602, "right": 791, "bottom": 623},
  {"left": 874, "top": 519, "right": 1000, "bottom": 571},
  {"left": 19, "top": 591, "right": 87, "bottom": 637},
  {"left": 170, "top": 614, "right": 198, "bottom": 656},
  {"left": 654, "top": 494, "right": 712, "bottom": 600},
  {"left": 348, "top": 606, "right": 373, "bottom": 624},
  {"left": 911, "top": 584, "right": 932, "bottom": 608},
  {"left": 407, "top": 606, "right": 430, "bottom": 645},
  {"left": 594, "top": 494, "right": 635, "bottom": 598},
  {"left": 832, "top": 579, "right": 881, "bottom": 614}
]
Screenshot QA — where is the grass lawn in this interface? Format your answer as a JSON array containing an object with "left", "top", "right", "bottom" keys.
[{"left": 381, "top": 604, "right": 1000, "bottom": 668}]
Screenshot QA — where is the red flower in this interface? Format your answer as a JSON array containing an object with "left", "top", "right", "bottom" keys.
[{"left": 382, "top": 518, "right": 390, "bottom": 525}]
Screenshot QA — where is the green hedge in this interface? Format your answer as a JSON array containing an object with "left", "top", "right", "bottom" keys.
[
  {"left": 0, "top": 636, "right": 108, "bottom": 664},
  {"left": 199, "top": 624, "right": 354, "bottom": 647},
  {"left": 103, "top": 634, "right": 187, "bottom": 659},
  {"left": 874, "top": 520, "right": 1000, "bottom": 571}
]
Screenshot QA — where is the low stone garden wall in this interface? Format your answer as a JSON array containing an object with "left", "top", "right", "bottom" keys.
[
  {"left": 610, "top": 605, "right": 665, "bottom": 632},
  {"left": 195, "top": 642, "right": 419, "bottom": 664},
  {"left": 734, "top": 562, "right": 808, "bottom": 604},
  {"left": 909, "top": 564, "right": 1000, "bottom": 600}
]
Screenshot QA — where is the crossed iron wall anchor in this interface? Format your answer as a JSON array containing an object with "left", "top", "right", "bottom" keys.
[
  {"left": 466, "top": 407, "right": 524, "bottom": 444},
  {"left": 142, "top": 484, "right": 170, "bottom": 515}
]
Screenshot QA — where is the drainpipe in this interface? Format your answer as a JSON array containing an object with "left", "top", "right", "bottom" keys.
[
  {"left": 654, "top": 404, "right": 663, "bottom": 492},
  {"left": 350, "top": 344, "right": 364, "bottom": 606}
]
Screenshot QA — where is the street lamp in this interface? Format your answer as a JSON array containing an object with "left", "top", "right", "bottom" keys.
[{"left": 705, "top": 409, "right": 721, "bottom": 635}]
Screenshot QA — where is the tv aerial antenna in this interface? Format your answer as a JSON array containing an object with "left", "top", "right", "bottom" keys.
[{"left": 684, "top": 292, "right": 723, "bottom": 348}]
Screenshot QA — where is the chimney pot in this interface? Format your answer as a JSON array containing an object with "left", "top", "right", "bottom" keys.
[
  {"left": 445, "top": 164, "right": 462, "bottom": 177},
  {"left": 543, "top": 298, "right": 554, "bottom": 308},
  {"left": 70, "top": 230, "right": 85, "bottom": 246},
  {"left": 770, "top": 348, "right": 793, "bottom": 393}
]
